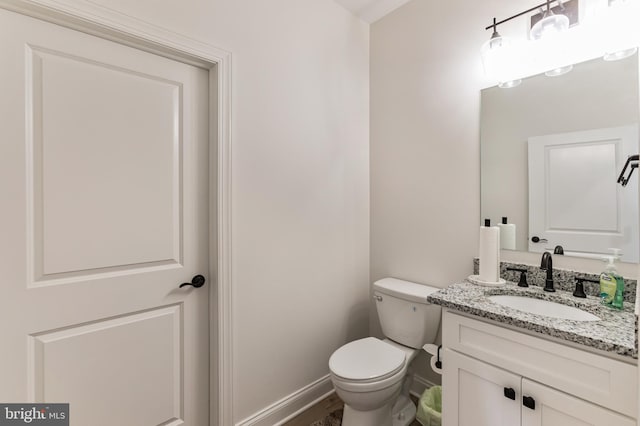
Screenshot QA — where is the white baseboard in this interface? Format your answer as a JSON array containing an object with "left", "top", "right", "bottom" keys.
[
  {"left": 410, "top": 374, "right": 438, "bottom": 399},
  {"left": 235, "top": 372, "right": 436, "bottom": 426},
  {"left": 235, "top": 374, "right": 334, "bottom": 426}
]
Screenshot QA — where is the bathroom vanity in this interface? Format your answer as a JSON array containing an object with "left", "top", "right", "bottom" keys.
[{"left": 428, "top": 282, "right": 638, "bottom": 426}]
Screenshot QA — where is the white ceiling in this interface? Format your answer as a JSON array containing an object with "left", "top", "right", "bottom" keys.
[{"left": 334, "top": 0, "right": 413, "bottom": 23}]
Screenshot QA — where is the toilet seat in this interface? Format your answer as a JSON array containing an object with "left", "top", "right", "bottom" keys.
[{"left": 329, "top": 337, "right": 406, "bottom": 382}]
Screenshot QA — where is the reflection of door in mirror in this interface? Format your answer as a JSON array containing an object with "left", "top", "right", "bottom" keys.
[
  {"left": 528, "top": 125, "right": 639, "bottom": 262},
  {"left": 480, "top": 53, "right": 639, "bottom": 262}
]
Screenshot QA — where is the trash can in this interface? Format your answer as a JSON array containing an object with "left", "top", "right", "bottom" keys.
[{"left": 416, "top": 385, "right": 441, "bottom": 426}]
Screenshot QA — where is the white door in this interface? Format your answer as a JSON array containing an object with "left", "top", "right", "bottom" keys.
[
  {"left": 521, "top": 379, "right": 635, "bottom": 426},
  {"left": 528, "top": 125, "right": 639, "bottom": 262},
  {"left": 0, "top": 8, "right": 210, "bottom": 426},
  {"left": 442, "top": 349, "right": 521, "bottom": 426}
]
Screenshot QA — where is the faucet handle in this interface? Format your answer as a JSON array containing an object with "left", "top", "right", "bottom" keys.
[
  {"left": 506, "top": 267, "right": 528, "bottom": 287},
  {"left": 573, "top": 277, "right": 599, "bottom": 299}
]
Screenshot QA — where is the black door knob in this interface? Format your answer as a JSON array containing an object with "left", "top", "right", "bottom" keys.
[
  {"left": 180, "top": 275, "right": 206, "bottom": 289},
  {"left": 531, "top": 236, "right": 548, "bottom": 243}
]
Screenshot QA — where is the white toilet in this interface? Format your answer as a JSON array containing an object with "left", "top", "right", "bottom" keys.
[{"left": 329, "top": 278, "right": 441, "bottom": 426}]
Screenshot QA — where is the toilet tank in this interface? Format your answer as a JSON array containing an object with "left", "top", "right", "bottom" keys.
[{"left": 373, "top": 278, "right": 441, "bottom": 349}]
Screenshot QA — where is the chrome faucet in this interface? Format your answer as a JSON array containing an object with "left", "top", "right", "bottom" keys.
[{"left": 540, "top": 252, "right": 555, "bottom": 292}]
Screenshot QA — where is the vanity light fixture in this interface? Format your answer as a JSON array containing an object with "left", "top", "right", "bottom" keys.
[
  {"left": 483, "top": 0, "right": 640, "bottom": 87},
  {"left": 482, "top": 0, "right": 577, "bottom": 87}
]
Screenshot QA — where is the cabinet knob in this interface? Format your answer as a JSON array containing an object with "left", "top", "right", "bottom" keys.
[
  {"left": 523, "top": 395, "right": 536, "bottom": 410},
  {"left": 503, "top": 387, "right": 516, "bottom": 400}
]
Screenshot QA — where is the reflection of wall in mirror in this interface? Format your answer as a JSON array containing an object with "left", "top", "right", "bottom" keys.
[{"left": 480, "top": 53, "right": 639, "bottom": 260}]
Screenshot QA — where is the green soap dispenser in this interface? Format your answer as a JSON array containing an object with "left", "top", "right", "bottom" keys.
[{"left": 600, "top": 249, "right": 624, "bottom": 310}]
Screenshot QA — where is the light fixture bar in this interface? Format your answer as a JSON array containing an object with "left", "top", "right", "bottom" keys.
[{"left": 485, "top": 0, "right": 565, "bottom": 30}]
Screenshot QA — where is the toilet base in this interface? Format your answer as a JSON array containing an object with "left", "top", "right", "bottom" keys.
[
  {"left": 343, "top": 402, "right": 393, "bottom": 426},
  {"left": 341, "top": 394, "right": 416, "bottom": 426},
  {"left": 391, "top": 394, "right": 417, "bottom": 426}
]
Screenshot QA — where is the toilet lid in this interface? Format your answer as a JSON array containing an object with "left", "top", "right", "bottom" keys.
[{"left": 329, "top": 337, "right": 405, "bottom": 381}]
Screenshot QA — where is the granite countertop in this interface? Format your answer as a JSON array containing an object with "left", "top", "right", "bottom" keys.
[{"left": 428, "top": 280, "right": 637, "bottom": 359}]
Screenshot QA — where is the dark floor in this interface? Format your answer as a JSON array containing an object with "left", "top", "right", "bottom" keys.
[{"left": 283, "top": 392, "right": 421, "bottom": 426}]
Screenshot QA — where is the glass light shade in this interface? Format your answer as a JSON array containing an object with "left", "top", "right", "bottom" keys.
[
  {"left": 481, "top": 33, "right": 523, "bottom": 85},
  {"left": 481, "top": 33, "right": 508, "bottom": 62},
  {"left": 530, "top": 11, "right": 570, "bottom": 40},
  {"left": 604, "top": 47, "right": 638, "bottom": 60},
  {"left": 545, "top": 64, "right": 573, "bottom": 76},
  {"left": 481, "top": 34, "right": 505, "bottom": 75},
  {"left": 601, "top": 0, "right": 640, "bottom": 60},
  {"left": 498, "top": 79, "right": 522, "bottom": 89}
]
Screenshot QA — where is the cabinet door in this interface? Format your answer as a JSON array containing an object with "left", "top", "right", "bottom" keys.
[
  {"left": 521, "top": 379, "right": 635, "bottom": 426},
  {"left": 443, "top": 349, "right": 521, "bottom": 426}
]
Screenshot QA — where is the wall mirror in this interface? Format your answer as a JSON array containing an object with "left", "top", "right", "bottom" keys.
[{"left": 480, "top": 53, "right": 640, "bottom": 263}]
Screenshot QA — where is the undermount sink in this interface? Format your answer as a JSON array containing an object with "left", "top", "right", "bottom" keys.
[{"left": 488, "top": 295, "right": 600, "bottom": 321}]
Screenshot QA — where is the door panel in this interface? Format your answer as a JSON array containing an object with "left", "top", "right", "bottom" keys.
[
  {"left": 0, "top": 8, "right": 209, "bottom": 425},
  {"left": 521, "top": 379, "right": 635, "bottom": 426},
  {"left": 30, "top": 46, "right": 182, "bottom": 279},
  {"left": 443, "top": 349, "right": 520, "bottom": 426},
  {"left": 30, "top": 306, "right": 182, "bottom": 425},
  {"left": 527, "top": 125, "right": 639, "bottom": 262}
]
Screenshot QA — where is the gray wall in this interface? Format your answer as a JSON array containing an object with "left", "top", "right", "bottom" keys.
[
  {"left": 369, "top": 0, "right": 640, "bottom": 385},
  {"left": 79, "top": 0, "right": 371, "bottom": 422},
  {"left": 370, "top": 0, "right": 498, "bottom": 384}
]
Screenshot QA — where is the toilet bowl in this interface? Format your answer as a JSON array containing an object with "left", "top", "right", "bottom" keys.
[
  {"left": 328, "top": 278, "right": 441, "bottom": 426},
  {"left": 330, "top": 337, "right": 417, "bottom": 425}
]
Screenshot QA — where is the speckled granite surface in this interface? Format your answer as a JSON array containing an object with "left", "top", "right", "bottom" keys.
[
  {"left": 473, "top": 259, "right": 638, "bottom": 303},
  {"left": 428, "top": 280, "right": 637, "bottom": 359}
]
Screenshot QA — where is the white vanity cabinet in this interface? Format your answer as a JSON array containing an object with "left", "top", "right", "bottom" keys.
[
  {"left": 443, "top": 349, "right": 520, "bottom": 426},
  {"left": 441, "top": 309, "right": 637, "bottom": 426},
  {"left": 521, "top": 379, "right": 635, "bottom": 426}
]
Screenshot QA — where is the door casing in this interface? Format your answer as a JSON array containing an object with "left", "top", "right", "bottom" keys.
[{"left": 0, "top": 1, "right": 234, "bottom": 424}]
